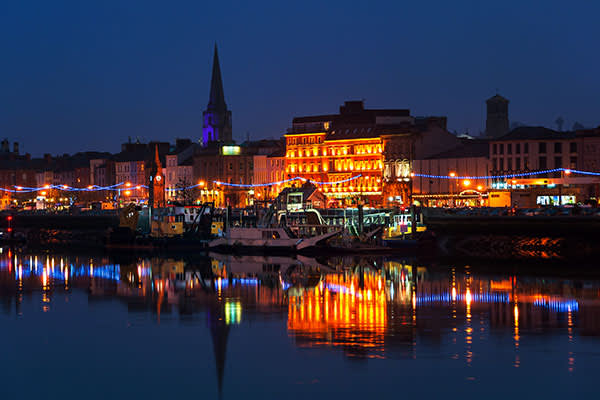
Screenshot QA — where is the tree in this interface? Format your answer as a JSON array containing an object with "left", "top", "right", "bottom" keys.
[
  {"left": 555, "top": 116, "right": 564, "bottom": 132},
  {"left": 174, "top": 178, "right": 197, "bottom": 206}
]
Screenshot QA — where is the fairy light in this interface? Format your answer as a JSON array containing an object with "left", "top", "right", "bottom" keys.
[
  {"left": 413, "top": 168, "right": 568, "bottom": 180},
  {"left": 213, "top": 174, "right": 362, "bottom": 188},
  {"left": 1, "top": 167, "right": 598, "bottom": 194}
]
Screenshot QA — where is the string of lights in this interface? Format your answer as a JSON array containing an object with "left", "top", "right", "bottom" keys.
[
  {"left": 5, "top": 167, "right": 599, "bottom": 195},
  {"left": 212, "top": 174, "right": 363, "bottom": 188},
  {"left": 8, "top": 182, "right": 132, "bottom": 194},
  {"left": 412, "top": 168, "right": 571, "bottom": 180}
]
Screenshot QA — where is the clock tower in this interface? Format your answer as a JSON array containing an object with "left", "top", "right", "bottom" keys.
[{"left": 149, "top": 144, "right": 165, "bottom": 209}]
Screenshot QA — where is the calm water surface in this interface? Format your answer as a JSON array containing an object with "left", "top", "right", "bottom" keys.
[{"left": 0, "top": 249, "right": 598, "bottom": 399}]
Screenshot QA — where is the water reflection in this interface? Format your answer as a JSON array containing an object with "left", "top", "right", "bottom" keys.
[{"left": 1, "top": 248, "right": 599, "bottom": 396}]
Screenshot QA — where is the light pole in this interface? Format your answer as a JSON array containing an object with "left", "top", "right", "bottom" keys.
[
  {"left": 449, "top": 172, "right": 456, "bottom": 207},
  {"left": 560, "top": 169, "right": 571, "bottom": 206}
]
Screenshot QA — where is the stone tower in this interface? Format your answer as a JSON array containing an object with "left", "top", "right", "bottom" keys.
[
  {"left": 202, "top": 45, "right": 232, "bottom": 145},
  {"left": 149, "top": 145, "right": 165, "bottom": 209},
  {"left": 485, "top": 94, "right": 509, "bottom": 138}
]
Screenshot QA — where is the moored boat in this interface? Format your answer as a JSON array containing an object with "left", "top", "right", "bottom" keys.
[{"left": 208, "top": 226, "right": 340, "bottom": 253}]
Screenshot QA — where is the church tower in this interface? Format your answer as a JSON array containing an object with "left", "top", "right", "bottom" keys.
[
  {"left": 202, "top": 45, "right": 232, "bottom": 145},
  {"left": 148, "top": 144, "right": 165, "bottom": 209},
  {"left": 485, "top": 94, "right": 509, "bottom": 138}
]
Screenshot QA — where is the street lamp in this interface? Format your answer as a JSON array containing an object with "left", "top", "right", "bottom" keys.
[
  {"left": 559, "top": 169, "right": 571, "bottom": 205},
  {"left": 449, "top": 172, "right": 456, "bottom": 207}
]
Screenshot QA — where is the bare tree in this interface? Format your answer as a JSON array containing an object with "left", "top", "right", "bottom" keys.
[
  {"left": 555, "top": 116, "right": 564, "bottom": 132},
  {"left": 174, "top": 178, "right": 197, "bottom": 206}
]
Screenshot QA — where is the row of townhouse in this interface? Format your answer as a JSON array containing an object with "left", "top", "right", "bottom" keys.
[{"left": 412, "top": 126, "right": 600, "bottom": 207}]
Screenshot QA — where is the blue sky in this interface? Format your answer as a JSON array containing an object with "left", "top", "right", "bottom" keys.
[{"left": 1, "top": 0, "right": 599, "bottom": 155}]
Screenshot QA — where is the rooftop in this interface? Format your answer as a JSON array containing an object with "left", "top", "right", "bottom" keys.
[
  {"left": 426, "top": 140, "right": 490, "bottom": 159},
  {"left": 494, "top": 126, "right": 575, "bottom": 141}
]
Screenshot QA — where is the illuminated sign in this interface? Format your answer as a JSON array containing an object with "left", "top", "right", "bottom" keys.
[{"left": 222, "top": 146, "right": 241, "bottom": 156}]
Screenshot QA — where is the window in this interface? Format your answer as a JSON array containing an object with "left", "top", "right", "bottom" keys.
[
  {"left": 493, "top": 144, "right": 497, "bottom": 154},
  {"left": 570, "top": 156, "right": 577, "bottom": 169},
  {"left": 570, "top": 142, "right": 577, "bottom": 153},
  {"left": 524, "top": 157, "right": 529, "bottom": 169},
  {"left": 262, "top": 230, "right": 280, "bottom": 239},
  {"left": 539, "top": 142, "right": 546, "bottom": 153},
  {"left": 524, "top": 143, "right": 529, "bottom": 154},
  {"left": 229, "top": 163, "right": 233, "bottom": 170},
  {"left": 507, "top": 158, "right": 512, "bottom": 170},
  {"left": 554, "top": 156, "right": 562, "bottom": 169},
  {"left": 539, "top": 156, "right": 547, "bottom": 169},
  {"left": 492, "top": 158, "right": 497, "bottom": 170},
  {"left": 507, "top": 144, "right": 512, "bottom": 154},
  {"left": 499, "top": 144, "right": 504, "bottom": 154},
  {"left": 516, "top": 143, "right": 520, "bottom": 154},
  {"left": 515, "top": 157, "right": 521, "bottom": 170},
  {"left": 499, "top": 158, "right": 504, "bottom": 170},
  {"left": 554, "top": 142, "right": 562, "bottom": 153}
]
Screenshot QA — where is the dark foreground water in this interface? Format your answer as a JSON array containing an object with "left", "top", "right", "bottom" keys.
[{"left": 0, "top": 249, "right": 599, "bottom": 399}]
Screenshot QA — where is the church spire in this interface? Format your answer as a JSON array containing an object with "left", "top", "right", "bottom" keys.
[
  {"left": 208, "top": 44, "right": 226, "bottom": 111},
  {"left": 202, "top": 44, "right": 232, "bottom": 145}
]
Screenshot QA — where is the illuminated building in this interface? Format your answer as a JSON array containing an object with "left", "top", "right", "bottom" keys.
[
  {"left": 265, "top": 149, "right": 286, "bottom": 200},
  {"left": 113, "top": 141, "right": 170, "bottom": 204},
  {"left": 164, "top": 140, "right": 197, "bottom": 203},
  {"left": 192, "top": 140, "right": 283, "bottom": 207},
  {"left": 488, "top": 126, "right": 600, "bottom": 206},
  {"left": 412, "top": 140, "right": 490, "bottom": 207},
  {"left": 285, "top": 101, "right": 459, "bottom": 206}
]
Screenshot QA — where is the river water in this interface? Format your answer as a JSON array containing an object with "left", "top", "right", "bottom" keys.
[{"left": 0, "top": 249, "right": 598, "bottom": 399}]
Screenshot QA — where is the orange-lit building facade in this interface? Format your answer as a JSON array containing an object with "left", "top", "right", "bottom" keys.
[
  {"left": 284, "top": 101, "right": 410, "bottom": 207},
  {"left": 285, "top": 130, "right": 384, "bottom": 207},
  {"left": 284, "top": 101, "right": 460, "bottom": 207}
]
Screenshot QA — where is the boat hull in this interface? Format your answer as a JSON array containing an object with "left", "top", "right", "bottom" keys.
[{"left": 208, "top": 228, "right": 340, "bottom": 254}]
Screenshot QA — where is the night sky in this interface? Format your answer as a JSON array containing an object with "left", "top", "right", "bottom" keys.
[{"left": 1, "top": 0, "right": 598, "bottom": 156}]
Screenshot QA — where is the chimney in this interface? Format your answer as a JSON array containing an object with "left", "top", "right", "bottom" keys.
[
  {"left": 340, "top": 100, "right": 365, "bottom": 115},
  {"left": 44, "top": 153, "right": 52, "bottom": 163},
  {"left": 1, "top": 139, "right": 9, "bottom": 153},
  {"left": 13, "top": 142, "right": 19, "bottom": 154}
]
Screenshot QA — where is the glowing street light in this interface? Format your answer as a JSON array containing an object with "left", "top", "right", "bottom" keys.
[
  {"left": 449, "top": 172, "right": 456, "bottom": 178},
  {"left": 463, "top": 180, "right": 471, "bottom": 187},
  {"left": 125, "top": 182, "right": 132, "bottom": 187},
  {"left": 477, "top": 185, "right": 483, "bottom": 191}
]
